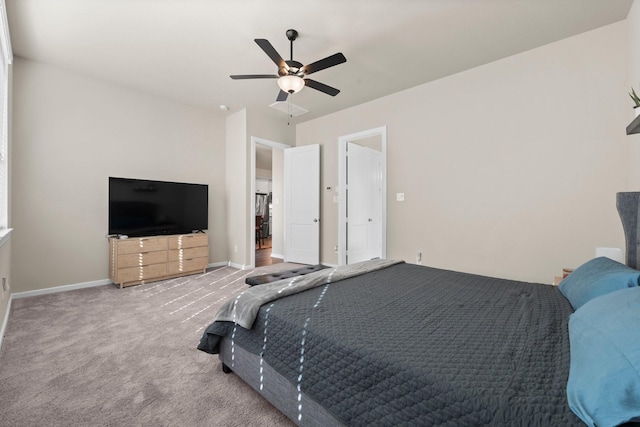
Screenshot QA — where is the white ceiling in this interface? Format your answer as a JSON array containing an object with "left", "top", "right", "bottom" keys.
[{"left": 5, "top": 0, "right": 633, "bottom": 123}]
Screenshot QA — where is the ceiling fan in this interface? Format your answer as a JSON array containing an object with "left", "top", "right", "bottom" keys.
[{"left": 230, "top": 29, "right": 347, "bottom": 102}]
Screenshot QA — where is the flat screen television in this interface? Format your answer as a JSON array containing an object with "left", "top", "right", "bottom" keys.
[{"left": 109, "top": 177, "right": 208, "bottom": 237}]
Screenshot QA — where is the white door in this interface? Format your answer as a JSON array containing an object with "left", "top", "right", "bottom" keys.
[
  {"left": 347, "top": 142, "right": 382, "bottom": 264},
  {"left": 284, "top": 144, "right": 320, "bottom": 265}
]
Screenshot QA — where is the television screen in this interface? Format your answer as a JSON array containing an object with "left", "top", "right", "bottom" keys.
[{"left": 109, "top": 177, "right": 208, "bottom": 237}]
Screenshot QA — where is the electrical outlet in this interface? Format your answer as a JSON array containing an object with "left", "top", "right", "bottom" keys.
[{"left": 2, "top": 277, "right": 8, "bottom": 292}]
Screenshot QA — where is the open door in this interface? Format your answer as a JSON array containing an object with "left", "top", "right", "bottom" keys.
[
  {"left": 284, "top": 144, "right": 320, "bottom": 265},
  {"left": 338, "top": 126, "right": 387, "bottom": 265},
  {"left": 347, "top": 142, "right": 382, "bottom": 264}
]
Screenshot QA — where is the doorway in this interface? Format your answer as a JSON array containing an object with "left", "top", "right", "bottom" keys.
[
  {"left": 338, "top": 127, "right": 387, "bottom": 265},
  {"left": 250, "top": 137, "right": 291, "bottom": 268},
  {"left": 255, "top": 173, "right": 275, "bottom": 267}
]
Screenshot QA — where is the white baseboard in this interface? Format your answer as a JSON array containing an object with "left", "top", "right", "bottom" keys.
[
  {"left": 12, "top": 261, "right": 234, "bottom": 300},
  {"left": 3, "top": 277, "right": 109, "bottom": 353},
  {"left": 12, "top": 278, "right": 113, "bottom": 300},
  {"left": 228, "top": 261, "right": 251, "bottom": 270},
  {"left": 13, "top": 261, "right": 242, "bottom": 299},
  {"left": 269, "top": 253, "right": 335, "bottom": 267},
  {"left": 207, "top": 261, "right": 228, "bottom": 269},
  {"left": 0, "top": 296, "right": 11, "bottom": 353},
  {"left": 0, "top": 259, "right": 263, "bottom": 353},
  {"left": 1, "top": 259, "right": 248, "bottom": 346},
  {"left": 1, "top": 278, "right": 111, "bottom": 353}
]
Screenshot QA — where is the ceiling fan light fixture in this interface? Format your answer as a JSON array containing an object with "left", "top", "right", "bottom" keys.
[
  {"left": 231, "top": 29, "right": 346, "bottom": 101},
  {"left": 278, "top": 75, "right": 305, "bottom": 94}
]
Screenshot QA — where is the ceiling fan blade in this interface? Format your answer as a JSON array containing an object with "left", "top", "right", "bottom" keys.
[
  {"left": 305, "top": 79, "right": 340, "bottom": 96},
  {"left": 230, "top": 74, "right": 278, "bottom": 79},
  {"left": 276, "top": 90, "right": 288, "bottom": 102},
  {"left": 255, "top": 39, "right": 287, "bottom": 72},
  {"left": 302, "top": 53, "right": 346, "bottom": 75}
]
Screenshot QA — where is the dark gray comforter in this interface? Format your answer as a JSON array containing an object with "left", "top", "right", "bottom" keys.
[{"left": 198, "top": 262, "right": 583, "bottom": 426}]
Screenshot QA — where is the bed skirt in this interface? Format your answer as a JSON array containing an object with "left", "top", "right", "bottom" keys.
[{"left": 219, "top": 337, "right": 344, "bottom": 426}]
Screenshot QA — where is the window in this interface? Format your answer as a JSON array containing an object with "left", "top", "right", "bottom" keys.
[{"left": 0, "top": 0, "right": 12, "bottom": 233}]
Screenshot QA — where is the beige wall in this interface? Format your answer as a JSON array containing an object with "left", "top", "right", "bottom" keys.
[
  {"left": 627, "top": 1, "right": 640, "bottom": 186},
  {"left": 2, "top": 8, "right": 639, "bottom": 342},
  {"left": 225, "top": 107, "right": 293, "bottom": 268},
  {"left": 6, "top": 7, "right": 634, "bottom": 344},
  {"left": 247, "top": 109, "right": 293, "bottom": 267},
  {"left": 225, "top": 109, "right": 248, "bottom": 267},
  {"left": 297, "top": 21, "right": 629, "bottom": 283},
  {"left": 11, "top": 58, "right": 227, "bottom": 292},
  {"left": 256, "top": 169, "right": 272, "bottom": 180}
]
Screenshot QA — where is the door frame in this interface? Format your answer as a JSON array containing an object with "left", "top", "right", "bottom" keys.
[
  {"left": 250, "top": 136, "right": 291, "bottom": 268},
  {"left": 338, "top": 126, "right": 387, "bottom": 265}
]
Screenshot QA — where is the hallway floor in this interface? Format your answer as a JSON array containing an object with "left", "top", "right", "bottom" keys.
[{"left": 255, "top": 236, "right": 282, "bottom": 267}]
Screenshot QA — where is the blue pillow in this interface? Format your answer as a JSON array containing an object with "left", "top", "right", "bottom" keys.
[
  {"left": 566, "top": 286, "right": 640, "bottom": 427},
  {"left": 559, "top": 257, "right": 640, "bottom": 310}
]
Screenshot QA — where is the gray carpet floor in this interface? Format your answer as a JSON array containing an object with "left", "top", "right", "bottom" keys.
[{"left": 0, "top": 264, "right": 302, "bottom": 426}]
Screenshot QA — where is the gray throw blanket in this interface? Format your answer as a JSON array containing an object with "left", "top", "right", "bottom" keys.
[{"left": 215, "top": 258, "right": 402, "bottom": 328}]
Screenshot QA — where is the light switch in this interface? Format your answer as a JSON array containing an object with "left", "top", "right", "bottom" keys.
[{"left": 396, "top": 193, "right": 405, "bottom": 202}]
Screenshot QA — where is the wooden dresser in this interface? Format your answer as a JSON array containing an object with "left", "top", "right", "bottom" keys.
[{"left": 109, "top": 233, "right": 208, "bottom": 288}]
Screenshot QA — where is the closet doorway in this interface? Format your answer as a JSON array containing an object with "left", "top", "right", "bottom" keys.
[
  {"left": 250, "top": 137, "right": 290, "bottom": 268},
  {"left": 255, "top": 179, "right": 272, "bottom": 266},
  {"left": 338, "top": 126, "right": 387, "bottom": 265}
]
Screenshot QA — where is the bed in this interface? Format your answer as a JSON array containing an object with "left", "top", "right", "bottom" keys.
[{"left": 198, "top": 257, "right": 640, "bottom": 426}]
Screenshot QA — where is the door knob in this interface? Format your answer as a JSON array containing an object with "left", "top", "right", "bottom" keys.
[
  {"left": 368, "top": 218, "right": 373, "bottom": 222},
  {"left": 313, "top": 218, "right": 319, "bottom": 223}
]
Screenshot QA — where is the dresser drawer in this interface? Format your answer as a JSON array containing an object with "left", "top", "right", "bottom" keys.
[
  {"left": 117, "top": 237, "right": 168, "bottom": 255},
  {"left": 116, "top": 263, "right": 167, "bottom": 283},
  {"left": 117, "top": 251, "right": 168, "bottom": 268},
  {"left": 167, "top": 257, "right": 208, "bottom": 275},
  {"left": 168, "top": 234, "right": 208, "bottom": 250},
  {"left": 109, "top": 233, "right": 208, "bottom": 288},
  {"left": 168, "top": 246, "right": 208, "bottom": 261}
]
